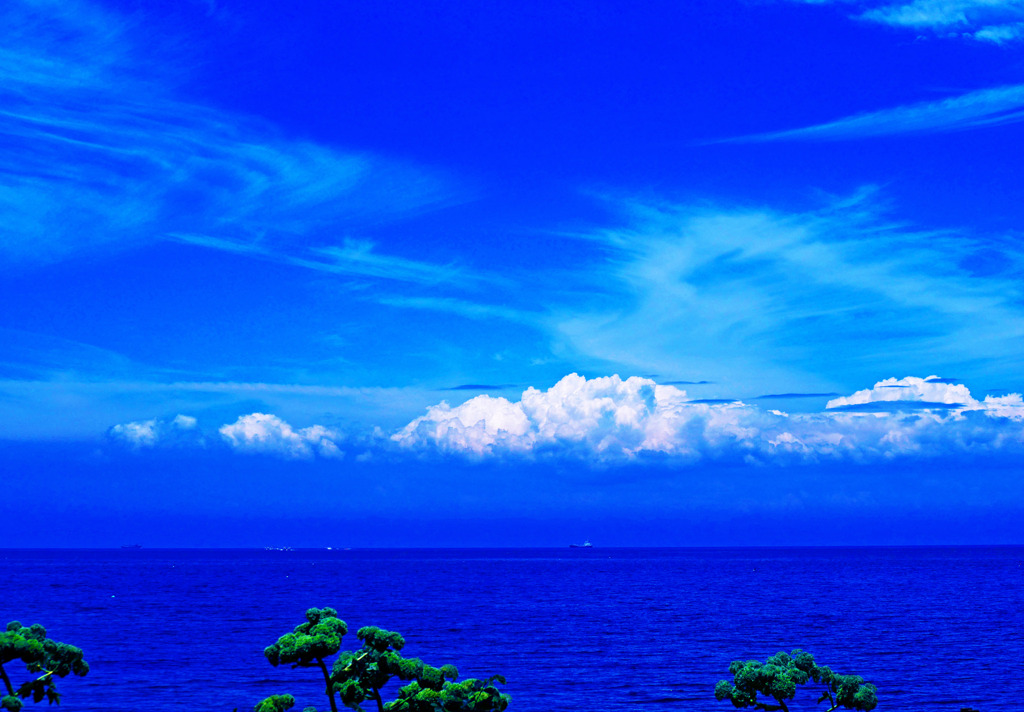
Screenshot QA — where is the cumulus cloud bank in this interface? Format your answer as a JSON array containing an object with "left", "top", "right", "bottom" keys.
[
  {"left": 395, "top": 374, "right": 698, "bottom": 458},
  {"left": 106, "top": 375, "right": 1024, "bottom": 465},
  {"left": 394, "top": 373, "right": 1024, "bottom": 463},
  {"left": 219, "top": 413, "right": 343, "bottom": 460},
  {"left": 109, "top": 412, "right": 344, "bottom": 459}
]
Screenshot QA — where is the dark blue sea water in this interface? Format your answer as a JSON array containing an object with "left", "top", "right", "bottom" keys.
[{"left": 2, "top": 547, "right": 1021, "bottom": 711}]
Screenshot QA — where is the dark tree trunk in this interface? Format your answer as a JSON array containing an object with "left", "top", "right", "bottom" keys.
[
  {"left": 317, "top": 658, "right": 338, "bottom": 712},
  {"left": 0, "top": 663, "right": 14, "bottom": 697}
]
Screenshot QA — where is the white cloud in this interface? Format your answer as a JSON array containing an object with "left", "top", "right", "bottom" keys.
[
  {"left": 0, "top": 0, "right": 451, "bottom": 268},
  {"left": 108, "top": 414, "right": 203, "bottom": 449},
  {"left": 172, "top": 414, "right": 197, "bottom": 429},
  {"left": 826, "top": 375, "right": 976, "bottom": 408},
  {"left": 826, "top": 376, "right": 1024, "bottom": 419},
  {"left": 860, "top": 0, "right": 976, "bottom": 27},
  {"left": 546, "top": 195, "right": 1024, "bottom": 395},
  {"left": 858, "top": 0, "right": 1024, "bottom": 30},
  {"left": 393, "top": 373, "right": 1024, "bottom": 463},
  {"left": 726, "top": 84, "right": 1024, "bottom": 142},
  {"left": 375, "top": 296, "right": 537, "bottom": 324},
  {"left": 169, "top": 234, "right": 481, "bottom": 288},
  {"left": 973, "top": 19, "right": 1024, "bottom": 41},
  {"left": 219, "top": 413, "right": 344, "bottom": 460},
  {"left": 102, "top": 375, "right": 1024, "bottom": 464},
  {"left": 981, "top": 391, "right": 1024, "bottom": 417},
  {"left": 791, "top": 0, "right": 1024, "bottom": 43},
  {"left": 395, "top": 374, "right": 713, "bottom": 458},
  {"left": 109, "top": 419, "right": 159, "bottom": 448}
]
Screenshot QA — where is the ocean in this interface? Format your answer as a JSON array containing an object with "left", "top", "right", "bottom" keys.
[{"left": 2, "top": 547, "right": 1021, "bottom": 711}]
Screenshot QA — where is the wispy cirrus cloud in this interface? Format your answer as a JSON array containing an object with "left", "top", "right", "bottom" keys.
[
  {"left": 790, "top": 0, "right": 1024, "bottom": 44},
  {"left": 170, "top": 234, "right": 477, "bottom": 287},
  {"left": 374, "top": 295, "right": 538, "bottom": 322},
  {"left": 860, "top": 0, "right": 1024, "bottom": 38},
  {"left": 545, "top": 192, "right": 1024, "bottom": 394},
  {"left": 723, "top": 83, "right": 1024, "bottom": 142},
  {"left": 0, "top": 0, "right": 452, "bottom": 268}
]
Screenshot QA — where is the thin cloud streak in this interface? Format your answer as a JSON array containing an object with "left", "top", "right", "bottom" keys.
[
  {"left": 720, "top": 84, "right": 1024, "bottom": 142},
  {"left": 0, "top": 376, "right": 439, "bottom": 440},
  {"left": 1, "top": 377, "right": 421, "bottom": 398},
  {"left": 171, "top": 234, "right": 478, "bottom": 287},
  {"left": 375, "top": 296, "right": 541, "bottom": 323}
]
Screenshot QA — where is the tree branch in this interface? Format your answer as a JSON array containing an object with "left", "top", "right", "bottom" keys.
[
  {"left": 820, "top": 683, "right": 837, "bottom": 710},
  {"left": 0, "top": 662, "right": 14, "bottom": 697},
  {"left": 317, "top": 658, "right": 338, "bottom": 712}
]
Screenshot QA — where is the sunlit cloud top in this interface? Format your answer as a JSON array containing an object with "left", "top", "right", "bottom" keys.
[
  {"left": 109, "top": 374, "right": 1024, "bottom": 465},
  {"left": 391, "top": 373, "right": 1024, "bottom": 463}
]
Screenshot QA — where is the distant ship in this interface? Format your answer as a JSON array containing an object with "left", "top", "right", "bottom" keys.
[
  {"left": 569, "top": 540, "right": 593, "bottom": 548},
  {"left": 120, "top": 544, "right": 142, "bottom": 549}
]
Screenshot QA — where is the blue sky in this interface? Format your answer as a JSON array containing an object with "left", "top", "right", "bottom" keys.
[{"left": 4, "top": 0, "right": 1024, "bottom": 546}]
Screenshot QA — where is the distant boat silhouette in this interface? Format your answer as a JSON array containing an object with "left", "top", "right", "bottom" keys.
[
  {"left": 120, "top": 544, "right": 142, "bottom": 549},
  {"left": 569, "top": 540, "right": 593, "bottom": 548}
]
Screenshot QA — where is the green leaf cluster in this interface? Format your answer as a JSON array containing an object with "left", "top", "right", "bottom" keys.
[
  {"left": 715, "top": 650, "right": 876, "bottom": 712},
  {"left": 254, "top": 694, "right": 297, "bottom": 712},
  {"left": 256, "top": 609, "right": 510, "bottom": 712},
  {"left": 265, "top": 608, "right": 349, "bottom": 668},
  {"left": 0, "top": 621, "right": 89, "bottom": 709},
  {"left": 387, "top": 674, "right": 509, "bottom": 712}
]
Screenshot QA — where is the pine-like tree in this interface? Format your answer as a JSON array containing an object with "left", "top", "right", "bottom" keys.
[
  {"left": 259, "top": 608, "right": 509, "bottom": 712},
  {"left": 0, "top": 622, "right": 89, "bottom": 711},
  {"left": 714, "top": 650, "right": 877, "bottom": 712}
]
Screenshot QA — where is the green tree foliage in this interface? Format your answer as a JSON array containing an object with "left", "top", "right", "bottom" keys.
[
  {"left": 0, "top": 622, "right": 89, "bottom": 710},
  {"left": 715, "top": 650, "right": 877, "bottom": 712},
  {"left": 264, "top": 608, "right": 348, "bottom": 712},
  {"left": 259, "top": 608, "right": 509, "bottom": 712}
]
